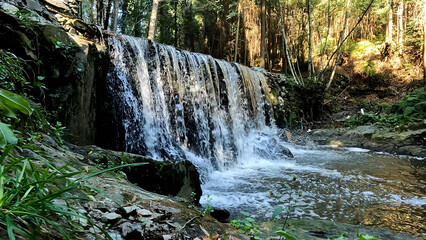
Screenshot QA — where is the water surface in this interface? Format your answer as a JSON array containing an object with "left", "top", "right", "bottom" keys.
[{"left": 201, "top": 145, "right": 426, "bottom": 237}]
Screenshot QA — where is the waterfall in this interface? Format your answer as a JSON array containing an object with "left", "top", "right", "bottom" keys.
[{"left": 106, "top": 35, "right": 286, "bottom": 176}]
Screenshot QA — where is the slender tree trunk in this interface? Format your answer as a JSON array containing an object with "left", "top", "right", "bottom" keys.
[
  {"left": 282, "top": 0, "right": 287, "bottom": 73},
  {"left": 97, "top": 0, "right": 104, "bottom": 26},
  {"left": 424, "top": 9, "right": 426, "bottom": 84},
  {"left": 104, "top": 0, "right": 113, "bottom": 30},
  {"left": 234, "top": 1, "right": 241, "bottom": 62},
  {"left": 148, "top": 0, "right": 160, "bottom": 40},
  {"left": 386, "top": 1, "right": 393, "bottom": 46},
  {"left": 327, "top": 0, "right": 350, "bottom": 90},
  {"left": 112, "top": 0, "right": 119, "bottom": 32},
  {"left": 268, "top": 0, "right": 272, "bottom": 70},
  {"left": 308, "top": 0, "right": 314, "bottom": 79},
  {"left": 279, "top": 0, "right": 303, "bottom": 85},
  {"left": 396, "top": 1, "right": 404, "bottom": 57},
  {"left": 260, "top": 0, "right": 266, "bottom": 68},
  {"left": 175, "top": 0, "right": 178, "bottom": 46}
]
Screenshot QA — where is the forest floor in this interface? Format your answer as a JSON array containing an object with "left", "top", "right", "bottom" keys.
[
  {"left": 288, "top": 41, "right": 426, "bottom": 157},
  {"left": 322, "top": 40, "right": 424, "bottom": 126}
]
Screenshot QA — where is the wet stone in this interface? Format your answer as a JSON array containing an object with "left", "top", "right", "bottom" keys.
[
  {"left": 137, "top": 209, "right": 153, "bottom": 217},
  {"left": 119, "top": 222, "right": 144, "bottom": 238},
  {"left": 101, "top": 212, "right": 122, "bottom": 224}
]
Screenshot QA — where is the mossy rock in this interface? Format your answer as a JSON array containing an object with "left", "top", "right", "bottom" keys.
[{"left": 40, "top": 24, "right": 72, "bottom": 45}]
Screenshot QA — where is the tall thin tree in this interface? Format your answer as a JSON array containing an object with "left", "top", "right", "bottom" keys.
[
  {"left": 112, "top": 0, "right": 120, "bottom": 32},
  {"left": 148, "top": 0, "right": 160, "bottom": 40},
  {"left": 260, "top": 0, "right": 266, "bottom": 68},
  {"left": 327, "top": 0, "right": 350, "bottom": 90},
  {"left": 308, "top": 0, "right": 315, "bottom": 79},
  {"left": 234, "top": 0, "right": 242, "bottom": 62}
]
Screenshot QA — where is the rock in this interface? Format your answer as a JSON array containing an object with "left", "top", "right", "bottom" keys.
[
  {"left": 41, "top": 133, "right": 60, "bottom": 149},
  {"left": 101, "top": 212, "right": 122, "bottom": 224},
  {"left": 119, "top": 222, "right": 144, "bottom": 238},
  {"left": 254, "top": 137, "right": 294, "bottom": 159},
  {"left": 210, "top": 208, "right": 230, "bottom": 223},
  {"left": 108, "top": 231, "right": 124, "bottom": 240},
  {"left": 163, "top": 235, "right": 173, "bottom": 240},
  {"left": 41, "top": 0, "right": 71, "bottom": 13},
  {"left": 122, "top": 205, "right": 140, "bottom": 216},
  {"left": 0, "top": 2, "right": 19, "bottom": 14},
  {"left": 26, "top": 0, "right": 44, "bottom": 12},
  {"left": 137, "top": 209, "right": 153, "bottom": 217},
  {"left": 40, "top": 24, "right": 73, "bottom": 46}
]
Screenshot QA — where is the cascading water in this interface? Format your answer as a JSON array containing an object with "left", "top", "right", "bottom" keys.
[
  {"left": 106, "top": 34, "right": 425, "bottom": 237},
  {"left": 106, "top": 34, "right": 282, "bottom": 174}
]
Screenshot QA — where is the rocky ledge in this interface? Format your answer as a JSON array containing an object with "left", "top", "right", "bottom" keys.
[
  {"left": 12, "top": 134, "right": 240, "bottom": 240},
  {"left": 292, "top": 121, "right": 426, "bottom": 157}
]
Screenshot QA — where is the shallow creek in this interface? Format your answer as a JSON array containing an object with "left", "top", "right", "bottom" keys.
[{"left": 201, "top": 145, "right": 426, "bottom": 237}]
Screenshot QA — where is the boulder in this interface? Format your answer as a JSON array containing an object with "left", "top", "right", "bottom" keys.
[{"left": 73, "top": 145, "right": 203, "bottom": 204}]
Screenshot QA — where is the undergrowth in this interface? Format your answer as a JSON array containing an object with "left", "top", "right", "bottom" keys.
[{"left": 346, "top": 87, "right": 426, "bottom": 127}]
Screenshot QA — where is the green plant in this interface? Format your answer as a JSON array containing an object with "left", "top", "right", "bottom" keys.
[
  {"left": 230, "top": 211, "right": 262, "bottom": 239},
  {"left": 327, "top": 230, "right": 381, "bottom": 240},
  {"left": 202, "top": 194, "right": 214, "bottom": 216},
  {"left": 50, "top": 121, "right": 66, "bottom": 144},
  {"left": 0, "top": 144, "right": 147, "bottom": 239},
  {"left": 0, "top": 88, "right": 33, "bottom": 147},
  {"left": 345, "top": 87, "right": 426, "bottom": 128},
  {"left": 270, "top": 175, "right": 302, "bottom": 240}
]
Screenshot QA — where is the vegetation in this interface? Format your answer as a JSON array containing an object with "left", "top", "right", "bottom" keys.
[
  {"left": 346, "top": 87, "right": 426, "bottom": 127},
  {"left": 80, "top": 0, "right": 425, "bottom": 86},
  {"left": 230, "top": 211, "right": 262, "bottom": 239}
]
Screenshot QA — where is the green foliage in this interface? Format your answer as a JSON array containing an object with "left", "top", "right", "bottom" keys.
[
  {"left": 346, "top": 87, "right": 426, "bottom": 127},
  {"left": 0, "top": 88, "right": 33, "bottom": 148},
  {"left": 0, "top": 146, "right": 84, "bottom": 239},
  {"left": 0, "top": 143, "right": 147, "bottom": 239},
  {"left": 276, "top": 230, "right": 297, "bottom": 240},
  {"left": 363, "top": 60, "right": 377, "bottom": 80},
  {"left": 202, "top": 194, "right": 214, "bottom": 216},
  {"left": 230, "top": 211, "right": 262, "bottom": 239},
  {"left": 0, "top": 50, "right": 47, "bottom": 101},
  {"left": 327, "top": 230, "right": 381, "bottom": 240}
]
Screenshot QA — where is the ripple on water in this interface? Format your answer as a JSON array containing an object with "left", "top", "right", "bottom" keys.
[{"left": 201, "top": 145, "right": 426, "bottom": 237}]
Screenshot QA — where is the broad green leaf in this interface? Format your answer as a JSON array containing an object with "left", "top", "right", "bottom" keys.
[
  {"left": 0, "top": 122, "right": 18, "bottom": 148},
  {"left": 276, "top": 230, "right": 298, "bottom": 240},
  {"left": 0, "top": 101, "right": 17, "bottom": 118},
  {"left": 271, "top": 206, "right": 283, "bottom": 220},
  {"left": 0, "top": 88, "right": 32, "bottom": 116}
]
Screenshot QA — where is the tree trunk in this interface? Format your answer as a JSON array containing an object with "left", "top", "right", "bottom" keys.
[
  {"left": 104, "top": 0, "right": 113, "bottom": 30},
  {"left": 175, "top": 0, "right": 178, "bottom": 46},
  {"left": 327, "top": 0, "right": 350, "bottom": 90},
  {"left": 278, "top": 0, "right": 303, "bottom": 85},
  {"left": 396, "top": 1, "right": 404, "bottom": 57},
  {"left": 282, "top": 0, "right": 287, "bottom": 73},
  {"left": 260, "top": 0, "right": 266, "bottom": 68},
  {"left": 268, "top": 0, "right": 272, "bottom": 70},
  {"left": 148, "top": 0, "right": 160, "bottom": 40},
  {"left": 424, "top": 18, "right": 426, "bottom": 84},
  {"left": 97, "top": 0, "right": 104, "bottom": 26},
  {"left": 234, "top": 1, "right": 241, "bottom": 63},
  {"left": 112, "top": 0, "right": 119, "bottom": 32},
  {"left": 308, "top": 0, "right": 314, "bottom": 79},
  {"left": 385, "top": 1, "right": 393, "bottom": 46}
]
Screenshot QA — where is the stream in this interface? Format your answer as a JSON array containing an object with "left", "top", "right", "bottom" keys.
[{"left": 200, "top": 145, "right": 426, "bottom": 237}]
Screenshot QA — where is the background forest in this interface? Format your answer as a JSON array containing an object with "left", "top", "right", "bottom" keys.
[
  {"left": 81, "top": 0, "right": 425, "bottom": 82},
  {"left": 80, "top": 0, "right": 426, "bottom": 128}
]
